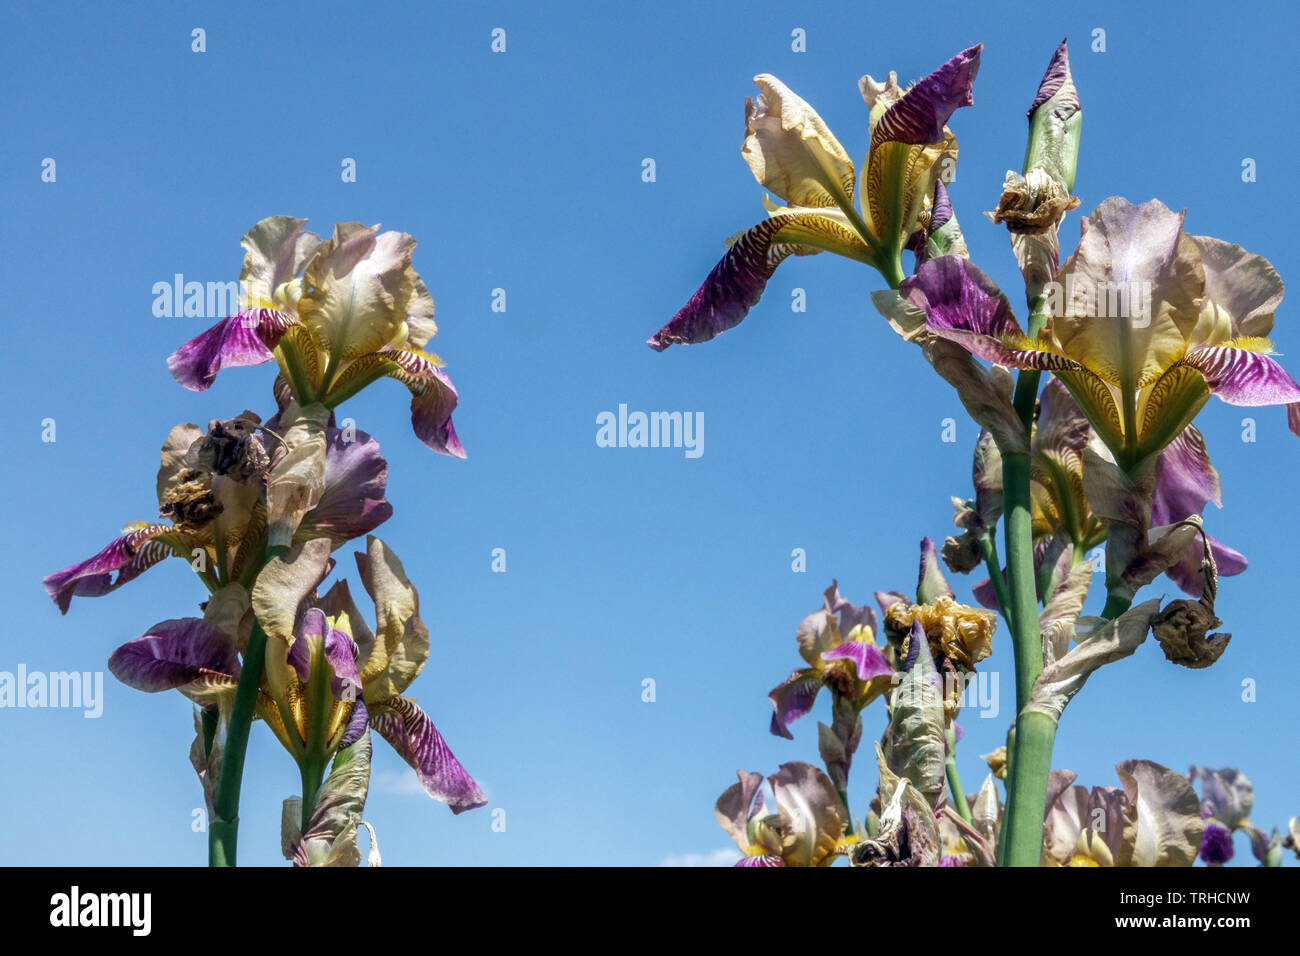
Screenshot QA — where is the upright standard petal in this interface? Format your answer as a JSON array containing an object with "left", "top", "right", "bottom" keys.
[
  {"left": 167, "top": 307, "right": 297, "bottom": 391},
  {"left": 715, "top": 770, "right": 765, "bottom": 851},
  {"left": 741, "top": 75, "right": 856, "bottom": 210},
  {"left": 298, "top": 223, "right": 419, "bottom": 364},
  {"left": 355, "top": 535, "right": 429, "bottom": 701},
  {"left": 368, "top": 696, "right": 487, "bottom": 814},
  {"left": 767, "top": 669, "right": 823, "bottom": 739},
  {"left": 237, "top": 216, "right": 322, "bottom": 305}
]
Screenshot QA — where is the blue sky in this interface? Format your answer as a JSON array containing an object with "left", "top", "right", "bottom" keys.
[{"left": 2, "top": 0, "right": 1295, "bottom": 866}]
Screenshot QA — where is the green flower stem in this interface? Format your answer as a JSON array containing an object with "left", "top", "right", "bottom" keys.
[
  {"left": 1000, "top": 710, "right": 1058, "bottom": 867},
  {"left": 208, "top": 620, "right": 267, "bottom": 867},
  {"left": 208, "top": 544, "right": 286, "bottom": 867},
  {"left": 1001, "top": 453, "right": 1041, "bottom": 716},
  {"left": 300, "top": 756, "right": 327, "bottom": 834},
  {"left": 978, "top": 532, "right": 1015, "bottom": 633},
  {"left": 1101, "top": 589, "right": 1134, "bottom": 621},
  {"left": 944, "top": 726, "right": 971, "bottom": 823}
]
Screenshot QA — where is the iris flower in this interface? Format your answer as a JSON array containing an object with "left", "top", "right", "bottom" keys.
[
  {"left": 767, "top": 581, "right": 893, "bottom": 740},
  {"left": 44, "top": 412, "right": 391, "bottom": 613},
  {"left": 900, "top": 198, "right": 1300, "bottom": 469},
  {"left": 647, "top": 45, "right": 981, "bottom": 350},
  {"left": 715, "top": 762, "right": 849, "bottom": 866},
  {"left": 168, "top": 216, "right": 463, "bottom": 457},
  {"left": 1189, "top": 766, "right": 1273, "bottom": 866},
  {"left": 109, "top": 535, "right": 485, "bottom": 818},
  {"left": 1042, "top": 761, "right": 1203, "bottom": 867}
]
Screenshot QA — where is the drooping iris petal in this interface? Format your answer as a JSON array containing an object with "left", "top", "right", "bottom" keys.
[
  {"left": 1152, "top": 426, "right": 1247, "bottom": 596},
  {"left": 368, "top": 696, "right": 487, "bottom": 814},
  {"left": 43, "top": 524, "right": 192, "bottom": 614},
  {"left": 742, "top": 75, "right": 856, "bottom": 210},
  {"left": 735, "top": 855, "right": 784, "bottom": 867},
  {"left": 1181, "top": 343, "right": 1300, "bottom": 405},
  {"left": 647, "top": 215, "right": 836, "bottom": 350},
  {"left": 869, "top": 45, "right": 981, "bottom": 149},
  {"left": 167, "top": 307, "right": 297, "bottom": 391},
  {"left": 901, "top": 256, "right": 1069, "bottom": 371},
  {"left": 821, "top": 642, "right": 893, "bottom": 682},
  {"left": 377, "top": 349, "right": 465, "bottom": 458},
  {"left": 767, "top": 669, "right": 823, "bottom": 739},
  {"left": 295, "top": 426, "right": 393, "bottom": 547},
  {"left": 108, "top": 618, "right": 240, "bottom": 696}
]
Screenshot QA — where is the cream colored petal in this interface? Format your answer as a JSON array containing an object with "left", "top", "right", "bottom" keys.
[
  {"left": 266, "top": 402, "right": 330, "bottom": 549},
  {"left": 238, "top": 216, "right": 323, "bottom": 306},
  {"left": 156, "top": 423, "right": 203, "bottom": 508},
  {"left": 356, "top": 536, "right": 429, "bottom": 700},
  {"left": 742, "top": 75, "right": 856, "bottom": 211},
  {"left": 298, "top": 223, "right": 420, "bottom": 364}
]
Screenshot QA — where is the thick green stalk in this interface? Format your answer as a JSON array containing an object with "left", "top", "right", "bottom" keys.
[
  {"left": 1001, "top": 453, "right": 1041, "bottom": 715},
  {"left": 208, "top": 544, "right": 285, "bottom": 867},
  {"left": 944, "top": 727, "right": 971, "bottom": 823},
  {"left": 1000, "top": 711, "right": 1058, "bottom": 866},
  {"left": 209, "top": 621, "right": 267, "bottom": 867}
]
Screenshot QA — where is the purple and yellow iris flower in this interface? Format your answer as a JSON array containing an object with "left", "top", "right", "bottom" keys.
[
  {"left": 167, "top": 216, "right": 463, "bottom": 457},
  {"left": 647, "top": 45, "right": 981, "bottom": 350}
]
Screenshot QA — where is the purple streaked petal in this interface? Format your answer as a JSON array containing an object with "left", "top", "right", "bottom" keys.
[
  {"left": 1152, "top": 425, "right": 1221, "bottom": 523},
  {"left": 338, "top": 697, "right": 369, "bottom": 749},
  {"left": 108, "top": 618, "right": 240, "bottom": 693},
  {"left": 767, "top": 669, "right": 823, "bottom": 739},
  {"left": 167, "top": 307, "right": 296, "bottom": 391},
  {"left": 872, "top": 45, "right": 981, "bottom": 148},
  {"left": 821, "top": 642, "right": 893, "bottom": 682},
  {"left": 1183, "top": 345, "right": 1300, "bottom": 406},
  {"left": 297, "top": 426, "right": 393, "bottom": 547},
  {"left": 323, "top": 622, "right": 361, "bottom": 701},
  {"left": 901, "top": 257, "right": 1068, "bottom": 371},
  {"left": 648, "top": 217, "right": 809, "bottom": 351},
  {"left": 369, "top": 696, "right": 487, "bottom": 814},
  {"left": 43, "top": 525, "right": 188, "bottom": 614},
  {"left": 735, "top": 855, "right": 785, "bottom": 867},
  {"left": 377, "top": 349, "right": 465, "bottom": 458}
]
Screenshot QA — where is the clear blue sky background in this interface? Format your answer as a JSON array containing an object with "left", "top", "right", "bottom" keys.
[{"left": 2, "top": 0, "right": 1295, "bottom": 866}]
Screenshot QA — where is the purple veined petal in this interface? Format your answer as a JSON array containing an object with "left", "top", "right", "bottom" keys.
[
  {"left": 297, "top": 426, "right": 394, "bottom": 547},
  {"left": 1182, "top": 345, "right": 1300, "bottom": 406},
  {"left": 735, "top": 855, "right": 785, "bottom": 867},
  {"left": 647, "top": 217, "right": 814, "bottom": 351},
  {"left": 930, "top": 179, "right": 955, "bottom": 230},
  {"left": 901, "top": 257, "right": 1070, "bottom": 372},
  {"left": 971, "top": 574, "right": 1000, "bottom": 611},
  {"left": 871, "top": 45, "right": 981, "bottom": 148},
  {"left": 369, "top": 696, "right": 487, "bottom": 814},
  {"left": 108, "top": 618, "right": 240, "bottom": 692},
  {"left": 166, "top": 307, "right": 296, "bottom": 391},
  {"left": 338, "top": 697, "right": 369, "bottom": 750},
  {"left": 767, "top": 670, "right": 823, "bottom": 739},
  {"left": 375, "top": 348, "right": 465, "bottom": 458},
  {"left": 43, "top": 524, "right": 187, "bottom": 614},
  {"left": 287, "top": 607, "right": 322, "bottom": 683},
  {"left": 292, "top": 608, "right": 362, "bottom": 701},
  {"left": 1152, "top": 425, "right": 1221, "bottom": 522},
  {"left": 821, "top": 641, "right": 893, "bottom": 682}
]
